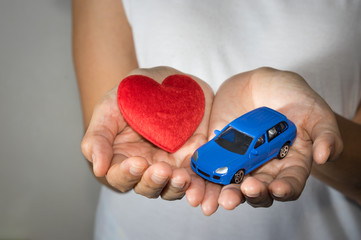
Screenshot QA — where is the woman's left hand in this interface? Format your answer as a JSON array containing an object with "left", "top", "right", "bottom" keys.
[{"left": 190, "top": 67, "right": 343, "bottom": 215}]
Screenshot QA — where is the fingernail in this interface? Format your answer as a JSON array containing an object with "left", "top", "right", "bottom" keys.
[
  {"left": 170, "top": 179, "right": 186, "bottom": 189},
  {"left": 243, "top": 187, "right": 260, "bottom": 198},
  {"left": 130, "top": 164, "right": 145, "bottom": 176},
  {"left": 151, "top": 173, "right": 168, "bottom": 185},
  {"left": 272, "top": 192, "right": 285, "bottom": 198},
  {"left": 245, "top": 191, "right": 260, "bottom": 198}
]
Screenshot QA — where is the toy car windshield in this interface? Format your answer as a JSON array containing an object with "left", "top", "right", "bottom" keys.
[{"left": 214, "top": 127, "right": 253, "bottom": 155}]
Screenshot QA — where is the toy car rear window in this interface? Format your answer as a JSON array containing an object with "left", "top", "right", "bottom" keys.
[
  {"left": 280, "top": 121, "right": 288, "bottom": 132},
  {"left": 215, "top": 127, "right": 253, "bottom": 155},
  {"left": 267, "top": 121, "right": 288, "bottom": 141}
]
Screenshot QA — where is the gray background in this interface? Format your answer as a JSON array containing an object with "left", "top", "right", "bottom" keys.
[{"left": 0, "top": 0, "right": 100, "bottom": 239}]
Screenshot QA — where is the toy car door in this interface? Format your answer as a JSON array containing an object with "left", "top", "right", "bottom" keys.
[
  {"left": 250, "top": 134, "right": 269, "bottom": 167},
  {"left": 267, "top": 123, "right": 283, "bottom": 157}
]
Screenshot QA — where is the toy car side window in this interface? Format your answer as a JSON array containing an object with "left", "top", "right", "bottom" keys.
[
  {"left": 279, "top": 121, "right": 288, "bottom": 132},
  {"left": 267, "top": 126, "right": 279, "bottom": 141},
  {"left": 254, "top": 134, "right": 265, "bottom": 149}
]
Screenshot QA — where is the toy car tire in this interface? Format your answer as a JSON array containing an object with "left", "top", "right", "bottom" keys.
[
  {"left": 231, "top": 169, "right": 245, "bottom": 184},
  {"left": 278, "top": 143, "right": 290, "bottom": 159}
]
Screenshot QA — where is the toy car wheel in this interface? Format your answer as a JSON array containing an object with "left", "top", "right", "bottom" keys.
[
  {"left": 278, "top": 143, "right": 290, "bottom": 159},
  {"left": 232, "top": 169, "right": 245, "bottom": 184}
]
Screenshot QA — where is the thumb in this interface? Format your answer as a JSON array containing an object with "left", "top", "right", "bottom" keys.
[
  {"left": 81, "top": 130, "right": 115, "bottom": 177},
  {"left": 208, "top": 98, "right": 247, "bottom": 141},
  {"left": 311, "top": 116, "right": 343, "bottom": 164},
  {"left": 81, "top": 90, "right": 126, "bottom": 177},
  {"left": 208, "top": 113, "right": 229, "bottom": 141}
]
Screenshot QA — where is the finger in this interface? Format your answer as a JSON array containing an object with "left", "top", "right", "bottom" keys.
[
  {"left": 312, "top": 130, "right": 342, "bottom": 164},
  {"left": 133, "top": 162, "right": 173, "bottom": 199},
  {"left": 81, "top": 132, "right": 114, "bottom": 177},
  {"left": 207, "top": 92, "right": 231, "bottom": 140},
  {"left": 81, "top": 91, "right": 127, "bottom": 177},
  {"left": 268, "top": 164, "right": 310, "bottom": 201},
  {"left": 218, "top": 184, "right": 244, "bottom": 210},
  {"left": 106, "top": 156, "right": 149, "bottom": 192},
  {"left": 240, "top": 177, "right": 273, "bottom": 208},
  {"left": 208, "top": 101, "right": 249, "bottom": 141},
  {"left": 201, "top": 182, "right": 222, "bottom": 216},
  {"left": 192, "top": 76, "right": 214, "bottom": 136},
  {"left": 186, "top": 174, "right": 206, "bottom": 207},
  {"left": 173, "top": 133, "right": 207, "bottom": 167},
  {"left": 207, "top": 118, "right": 228, "bottom": 141},
  {"left": 207, "top": 103, "right": 231, "bottom": 141},
  {"left": 208, "top": 73, "right": 254, "bottom": 140},
  {"left": 161, "top": 168, "right": 191, "bottom": 200},
  {"left": 310, "top": 111, "right": 343, "bottom": 164}
]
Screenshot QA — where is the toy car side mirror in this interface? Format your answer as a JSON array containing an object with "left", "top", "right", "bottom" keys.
[
  {"left": 214, "top": 130, "right": 221, "bottom": 136},
  {"left": 251, "top": 149, "right": 259, "bottom": 156}
]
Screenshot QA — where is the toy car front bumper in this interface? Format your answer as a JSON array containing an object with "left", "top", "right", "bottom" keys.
[{"left": 191, "top": 157, "right": 231, "bottom": 185}]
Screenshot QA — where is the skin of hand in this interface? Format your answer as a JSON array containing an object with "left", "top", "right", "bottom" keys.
[
  {"left": 74, "top": 0, "right": 360, "bottom": 216},
  {"left": 194, "top": 67, "right": 344, "bottom": 215},
  {"left": 81, "top": 66, "right": 216, "bottom": 200}
]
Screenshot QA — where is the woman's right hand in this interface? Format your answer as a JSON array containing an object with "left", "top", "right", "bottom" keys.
[{"left": 81, "top": 66, "right": 215, "bottom": 201}]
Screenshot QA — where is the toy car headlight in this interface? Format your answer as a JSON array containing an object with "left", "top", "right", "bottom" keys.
[
  {"left": 215, "top": 167, "right": 228, "bottom": 174},
  {"left": 192, "top": 151, "right": 198, "bottom": 162}
]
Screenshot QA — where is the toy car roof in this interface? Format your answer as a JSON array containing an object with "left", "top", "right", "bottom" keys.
[{"left": 228, "top": 107, "right": 287, "bottom": 137}]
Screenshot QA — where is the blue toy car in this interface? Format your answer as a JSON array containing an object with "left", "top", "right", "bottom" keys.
[{"left": 191, "top": 107, "right": 297, "bottom": 185}]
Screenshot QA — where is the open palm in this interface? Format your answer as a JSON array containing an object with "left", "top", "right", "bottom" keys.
[
  {"left": 202, "top": 67, "right": 343, "bottom": 213},
  {"left": 81, "top": 67, "right": 214, "bottom": 200}
]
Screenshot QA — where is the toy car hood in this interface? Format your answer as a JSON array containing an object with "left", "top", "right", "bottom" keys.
[{"left": 196, "top": 140, "right": 247, "bottom": 170}]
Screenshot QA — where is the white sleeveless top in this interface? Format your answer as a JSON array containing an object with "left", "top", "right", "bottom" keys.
[{"left": 95, "top": 1, "right": 361, "bottom": 239}]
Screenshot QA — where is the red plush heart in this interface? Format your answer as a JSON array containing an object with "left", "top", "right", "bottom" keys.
[{"left": 117, "top": 74, "right": 205, "bottom": 153}]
